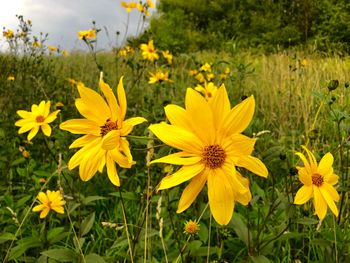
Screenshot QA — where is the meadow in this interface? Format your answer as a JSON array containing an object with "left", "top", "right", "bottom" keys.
[{"left": 1, "top": 16, "right": 350, "bottom": 263}]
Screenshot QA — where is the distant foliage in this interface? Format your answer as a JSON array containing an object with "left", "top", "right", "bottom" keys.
[{"left": 146, "top": 0, "right": 350, "bottom": 52}]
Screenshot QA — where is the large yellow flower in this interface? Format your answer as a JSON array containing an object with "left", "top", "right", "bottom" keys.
[
  {"left": 15, "top": 101, "right": 60, "bottom": 141},
  {"left": 294, "top": 146, "right": 339, "bottom": 220},
  {"left": 140, "top": 40, "right": 159, "bottom": 62},
  {"left": 32, "top": 190, "right": 66, "bottom": 219},
  {"left": 149, "top": 85, "right": 268, "bottom": 225},
  {"left": 60, "top": 76, "right": 146, "bottom": 186}
]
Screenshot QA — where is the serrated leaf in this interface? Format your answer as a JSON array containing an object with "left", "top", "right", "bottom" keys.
[
  {"left": 80, "top": 212, "right": 95, "bottom": 236},
  {"left": 41, "top": 248, "right": 78, "bottom": 262}
]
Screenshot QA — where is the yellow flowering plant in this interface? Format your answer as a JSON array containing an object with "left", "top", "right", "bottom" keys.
[
  {"left": 140, "top": 40, "right": 159, "bottom": 62},
  {"left": 32, "top": 190, "right": 66, "bottom": 219}
]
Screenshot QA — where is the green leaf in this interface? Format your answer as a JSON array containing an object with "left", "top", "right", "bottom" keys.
[
  {"left": 47, "top": 227, "right": 65, "bottom": 242},
  {"left": 33, "top": 170, "right": 51, "bottom": 177},
  {"left": 41, "top": 248, "right": 78, "bottom": 262},
  {"left": 82, "top": 195, "right": 107, "bottom": 205},
  {"left": 249, "top": 255, "right": 271, "bottom": 263},
  {"left": 0, "top": 232, "right": 16, "bottom": 244},
  {"left": 230, "top": 213, "right": 250, "bottom": 247},
  {"left": 11, "top": 157, "right": 26, "bottom": 167},
  {"left": 9, "top": 237, "right": 42, "bottom": 260},
  {"left": 80, "top": 212, "right": 95, "bottom": 236},
  {"left": 85, "top": 253, "right": 106, "bottom": 263},
  {"left": 295, "top": 217, "right": 319, "bottom": 225}
]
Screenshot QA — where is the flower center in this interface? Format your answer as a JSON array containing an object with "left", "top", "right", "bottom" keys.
[
  {"left": 100, "top": 119, "right": 118, "bottom": 137},
  {"left": 312, "top": 173, "right": 323, "bottom": 187},
  {"left": 202, "top": 144, "right": 226, "bottom": 169},
  {"left": 36, "top": 115, "right": 45, "bottom": 123}
]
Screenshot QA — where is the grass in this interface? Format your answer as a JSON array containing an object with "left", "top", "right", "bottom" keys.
[{"left": 0, "top": 46, "right": 349, "bottom": 262}]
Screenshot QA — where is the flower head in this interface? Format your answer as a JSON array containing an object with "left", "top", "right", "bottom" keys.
[
  {"left": 184, "top": 220, "right": 200, "bottom": 235},
  {"left": 162, "top": 50, "right": 173, "bottom": 64},
  {"left": 118, "top": 46, "right": 134, "bottom": 56},
  {"left": 77, "top": 29, "right": 96, "bottom": 40},
  {"left": 148, "top": 70, "right": 173, "bottom": 84},
  {"left": 48, "top": 45, "right": 58, "bottom": 53},
  {"left": 146, "top": 0, "right": 155, "bottom": 8},
  {"left": 32, "top": 41, "right": 41, "bottom": 48},
  {"left": 121, "top": 1, "right": 138, "bottom": 12},
  {"left": 15, "top": 101, "right": 60, "bottom": 141},
  {"left": 137, "top": 3, "right": 151, "bottom": 16},
  {"left": 7, "top": 75, "right": 15, "bottom": 81},
  {"left": 3, "top": 29, "right": 14, "bottom": 39},
  {"left": 140, "top": 40, "right": 159, "bottom": 62},
  {"left": 194, "top": 82, "right": 218, "bottom": 100},
  {"left": 32, "top": 190, "right": 66, "bottom": 218},
  {"left": 294, "top": 146, "right": 339, "bottom": 220},
  {"left": 149, "top": 85, "right": 267, "bottom": 225},
  {"left": 200, "top": 62, "right": 212, "bottom": 72},
  {"left": 60, "top": 75, "right": 147, "bottom": 186}
]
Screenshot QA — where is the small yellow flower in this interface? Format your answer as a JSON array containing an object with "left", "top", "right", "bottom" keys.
[
  {"left": 146, "top": 0, "right": 155, "bottom": 8},
  {"left": 301, "top": 58, "right": 309, "bottom": 67},
  {"left": 38, "top": 178, "right": 46, "bottom": 183},
  {"left": 121, "top": 1, "right": 138, "bottom": 12},
  {"left": 137, "top": 4, "right": 151, "bottom": 16},
  {"left": 22, "top": 150, "right": 30, "bottom": 158},
  {"left": 77, "top": 29, "right": 97, "bottom": 40},
  {"left": 200, "top": 62, "right": 211, "bottom": 72},
  {"left": 32, "top": 41, "right": 41, "bottom": 48},
  {"left": 224, "top": 67, "right": 230, "bottom": 75},
  {"left": 140, "top": 40, "right": 159, "bottom": 62},
  {"left": 184, "top": 220, "right": 200, "bottom": 235},
  {"left": 32, "top": 190, "right": 66, "bottom": 219},
  {"left": 189, "top": 69, "right": 198, "bottom": 76},
  {"left": 62, "top": 50, "right": 69, "bottom": 57},
  {"left": 7, "top": 75, "right": 15, "bottom": 81},
  {"left": 294, "top": 146, "right": 340, "bottom": 220},
  {"left": 162, "top": 50, "right": 173, "bottom": 64},
  {"left": 48, "top": 45, "right": 58, "bottom": 53},
  {"left": 195, "top": 72, "right": 205, "bottom": 83},
  {"left": 3, "top": 29, "right": 14, "bottom": 39},
  {"left": 59, "top": 75, "right": 147, "bottom": 186},
  {"left": 148, "top": 70, "right": 173, "bottom": 84},
  {"left": 118, "top": 46, "right": 134, "bottom": 56},
  {"left": 15, "top": 101, "right": 60, "bottom": 141},
  {"left": 206, "top": 73, "right": 215, "bottom": 81},
  {"left": 194, "top": 82, "right": 218, "bottom": 100}
]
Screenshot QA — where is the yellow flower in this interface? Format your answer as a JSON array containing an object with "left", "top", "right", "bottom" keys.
[
  {"left": 55, "top": 102, "right": 64, "bottom": 110},
  {"left": 77, "top": 29, "right": 97, "bottom": 40},
  {"left": 48, "top": 45, "right": 58, "bottom": 53},
  {"left": 7, "top": 75, "right": 15, "bottom": 81},
  {"left": 62, "top": 50, "right": 69, "bottom": 57},
  {"left": 147, "top": 0, "right": 155, "bottom": 8},
  {"left": 15, "top": 101, "right": 60, "bottom": 141},
  {"left": 148, "top": 70, "right": 173, "bottom": 84},
  {"left": 294, "top": 146, "right": 339, "bottom": 220},
  {"left": 162, "top": 50, "right": 173, "bottom": 64},
  {"left": 301, "top": 58, "right": 309, "bottom": 67},
  {"left": 200, "top": 62, "right": 211, "bottom": 72},
  {"left": 194, "top": 82, "right": 218, "bottom": 100},
  {"left": 32, "top": 41, "right": 41, "bottom": 48},
  {"left": 3, "top": 29, "right": 14, "bottom": 39},
  {"left": 189, "top": 69, "right": 198, "bottom": 76},
  {"left": 137, "top": 4, "right": 151, "bottom": 16},
  {"left": 194, "top": 72, "right": 205, "bottom": 83},
  {"left": 149, "top": 85, "right": 267, "bottom": 225},
  {"left": 184, "top": 220, "right": 200, "bottom": 235},
  {"left": 206, "top": 73, "right": 215, "bottom": 81},
  {"left": 32, "top": 190, "right": 65, "bottom": 219},
  {"left": 140, "top": 40, "right": 159, "bottom": 62},
  {"left": 22, "top": 150, "right": 30, "bottom": 158},
  {"left": 59, "top": 75, "right": 147, "bottom": 186},
  {"left": 121, "top": 1, "right": 138, "bottom": 12},
  {"left": 118, "top": 46, "right": 134, "bottom": 56}
]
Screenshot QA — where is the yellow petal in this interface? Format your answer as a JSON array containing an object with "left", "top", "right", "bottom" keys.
[
  {"left": 60, "top": 119, "right": 100, "bottom": 136},
  {"left": 221, "top": 95, "right": 255, "bottom": 136},
  {"left": 324, "top": 172, "right": 338, "bottom": 185},
  {"left": 37, "top": 100, "right": 46, "bottom": 115},
  {"left": 109, "top": 148, "right": 133, "bottom": 168},
  {"left": 43, "top": 101, "right": 51, "bottom": 117},
  {"left": 106, "top": 154, "right": 120, "bottom": 186},
  {"left": 18, "top": 123, "right": 36, "bottom": 133},
  {"left": 294, "top": 185, "right": 313, "bottom": 204},
  {"left": 319, "top": 185, "right": 339, "bottom": 217},
  {"left": 37, "top": 192, "right": 49, "bottom": 204},
  {"left": 75, "top": 99, "right": 106, "bottom": 125},
  {"left": 17, "top": 110, "right": 32, "bottom": 118},
  {"left": 313, "top": 186, "right": 327, "bottom": 220},
  {"left": 225, "top": 134, "right": 256, "bottom": 156},
  {"left": 185, "top": 88, "right": 215, "bottom": 144},
  {"left": 222, "top": 165, "right": 248, "bottom": 194},
  {"left": 69, "top": 134, "right": 97, "bottom": 149},
  {"left": 234, "top": 172, "right": 252, "bottom": 205},
  {"left": 79, "top": 146, "right": 105, "bottom": 182},
  {"left": 52, "top": 206, "right": 64, "bottom": 214},
  {"left": 150, "top": 151, "right": 201, "bottom": 165},
  {"left": 28, "top": 126, "right": 40, "bottom": 141},
  {"left": 68, "top": 137, "right": 102, "bottom": 170},
  {"left": 295, "top": 152, "right": 312, "bottom": 175},
  {"left": 301, "top": 146, "right": 317, "bottom": 171},
  {"left": 209, "top": 84, "right": 230, "bottom": 129},
  {"left": 101, "top": 130, "right": 120, "bottom": 150},
  {"left": 149, "top": 123, "right": 203, "bottom": 154},
  {"left": 45, "top": 110, "right": 60, "bottom": 123},
  {"left": 41, "top": 124, "right": 52, "bottom": 137},
  {"left": 40, "top": 208, "right": 50, "bottom": 218},
  {"left": 207, "top": 169, "right": 235, "bottom": 225},
  {"left": 177, "top": 170, "right": 207, "bottom": 213},
  {"left": 120, "top": 117, "right": 147, "bottom": 136},
  {"left": 164, "top": 104, "right": 193, "bottom": 131},
  {"left": 317, "top": 152, "right": 333, "bottom": 176},
  {"left": 297, "top": 167, "right": 312, "bottom": 185},
  {"left": 235, "top": 155, "right": 268, "bottom": 178},
  {"left": 15, "top": 118, "right": 34, "bottom": 127},
  {"left": 99, "top": 78, "right": 119, "bottom": 122},
  {"left": 321, "top": 183, "right": 340, "bottom": 202},
  {"left": 120, "top": 138, "right": 133, "bottom": 163},
  {"left": 158, "top": 164, "right": 205, "bottom": 190},
  {"left": 32, "top": 204, "right": 45, "bottom": 212},
  {"left": 117, "top": 77, "right": 127, "bottom": 121}
]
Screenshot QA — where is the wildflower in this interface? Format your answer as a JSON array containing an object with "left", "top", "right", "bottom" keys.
[
  {"left": 294, "top": 146, "right": 339, "bottom": 220},
  {"left": 140, "top": 40, "right": 159, "bottom": 62},
  {"left": 206, "top": 73, "right": 215, "bottom": 81},
  {"left": 162, "top": 50, "right": 173, "bottom": 64},
  {"left": 149, "top": 85, "right": 267, "bottom": 225},
  {"left": 137, "top": 4, "right": 151, "bottom": 16},
  {"left": 77, "top": 29, "right": 96, "bottom": 40},
  {"left": 195, "top": 72, "right": 205, "bottom": 83},
  {"left": 15, "top": 101, "right": 60, "bottom": 141},
  {"left": 32, "top": 41, "right": 41, "bottom": 48},
  {"left": 3, "top": 29, "right": 14, "bottom": 39},
  {"left": 189, "top": 69, "right": 198, "bottom": 76},
  {"left": 22, "top": 150, "right": 30, "bottom": 158},
  {"left": 300, "top": 58, "right": 309, "bottom": 67},
  {"left": 194, "top": 82, "right": 218, "bottom": 100},
  {"left": 148, "top": 70, "right": 173, "bottom": 84},
  {"left": 121, "top": 1, "right": 138, "bottom": 12},
  {"left": 184, "top": 220, "right": 200, "bottom": 235},
  {"left": 7, "top": 75, "right": 15, "bottom": 81},
  {"left": 48, "top": 45, "right": 58, "bottom": 53},
  {"left": 200, "top": 62, "right": 211, "bottom": 72},
  {"left": 32, "top": 190, "right": 65, "bottom": 218},
  {"left": 55, "top": 102, "right": 64, "bottom": 110},
  {"left": 118, "top": 46, "right": 134, "bottom": 56},
  {"left": 146, "top": 0, "right": 155, "bottom": 8},
  {"left": 60, "top": 75, "right": 147, "bottom": 186},
  {"left": 38, "top": 178, "right": 46, "bottom": 183},
  {"left": 62, "top": 50, "right": 69, "bottom": 57}
]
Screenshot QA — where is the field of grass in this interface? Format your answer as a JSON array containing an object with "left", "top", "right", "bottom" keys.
[{"left": 0, "top": 41, "right": 349, "bottom": 263}]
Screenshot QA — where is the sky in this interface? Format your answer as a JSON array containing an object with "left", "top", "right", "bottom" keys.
[{"left": 0, "top": 0, "right": 154, "bottom": 51}]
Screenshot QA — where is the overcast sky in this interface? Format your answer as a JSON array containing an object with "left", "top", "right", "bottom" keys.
[{"left": 0, "top": 0, "right": 155, "bottom": 51}]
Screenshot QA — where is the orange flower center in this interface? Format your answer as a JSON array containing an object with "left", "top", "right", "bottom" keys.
[
  {"left": 184, "top": 221, "right": 200, "bottom": 235},
  {"left": 36, "top": 115, "right": 45, "bottom": 123},
  {"left": 100, "top": 119, "right": 118, "bottom": 136},
  {"left": 312, "top": 173, "right": 323, "bottom": 187},
  {"left": 202, "top": 144, "right": 226, "bottom": 169}
]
